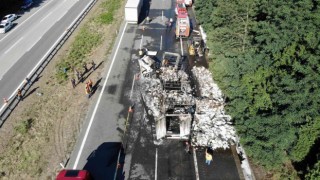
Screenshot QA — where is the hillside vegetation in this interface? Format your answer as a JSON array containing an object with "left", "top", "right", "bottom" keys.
[{"left": 194, "top": 0, "right": 320, "bottom": 178}]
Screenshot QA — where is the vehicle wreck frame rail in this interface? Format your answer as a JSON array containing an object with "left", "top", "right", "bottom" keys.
[{"left": 0, "top": 0, "right": 97, "bottom": 127}]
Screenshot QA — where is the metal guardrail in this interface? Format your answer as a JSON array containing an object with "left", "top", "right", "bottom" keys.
[{"left": 0, "top": 0, "right": 97, "bottom": 127}]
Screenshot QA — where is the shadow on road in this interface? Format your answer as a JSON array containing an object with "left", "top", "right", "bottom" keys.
[{"left": 83, "top": 142, "right": 125, "bottom": 180}]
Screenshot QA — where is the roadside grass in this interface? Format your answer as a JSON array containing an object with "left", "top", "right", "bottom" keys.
[
  {"left": 14, "top": 118, "right": 34, "bottom": 135},
  {"left": 97, "top": 0, "right": 121, "bottom": 24},
  {"left": 0, "top": 0, "right": 125, "bottom": 178},
  {"left": 56, "top": 0, "right": 122, "bottom": 83}
]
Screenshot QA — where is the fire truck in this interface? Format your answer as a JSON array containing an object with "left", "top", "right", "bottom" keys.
[
  {"left": 176, "top": 0, "right": 193, "bottom": 7},
  {"left": 175, "top": 9, "right": 190, "bottom": 39}
]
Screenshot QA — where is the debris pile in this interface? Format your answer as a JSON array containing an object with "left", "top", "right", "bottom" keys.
[
  {"left": 139, "top": 52, "right": 237, "bottom": 147},
  {"left": 159, "top": 67, "right": 189, "bottom": 82},
  {"left": 191, "top": 67, "right": 237, "bottom": 150},
  {"left": 141, "top": 78, "right": 162, "bottom": 117},
  {"left": 192, "top": 66, "right": 223, "bottom": 101}
]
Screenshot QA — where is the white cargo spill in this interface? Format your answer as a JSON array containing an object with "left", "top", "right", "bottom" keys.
[{"left": 125, "top": 0, "right": 142, "bottom": 24}]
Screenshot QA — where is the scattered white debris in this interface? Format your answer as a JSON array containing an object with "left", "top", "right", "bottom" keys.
[
  {"left": 139, "top": 51, "right": 254, "bottom": 179},
  {"left": 191, "top": 66, "right": 223, "bottom": 101},
  {"left": 191, "top": 66, "right": 237, "bottom": 150},
  {"left": 199, "top": 26, "right": 207, "bottom": 44}
]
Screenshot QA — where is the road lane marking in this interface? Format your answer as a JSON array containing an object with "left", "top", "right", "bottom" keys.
[
  {"left": 0, "top": 0, "right": 55, "bottom": 43},
  {"left": 0, "top": 17, "right": 70, "bottom": 113},
  {"left": 130, "top": 74, "right": 135, "bottom": 99},
  {"left": 160, "top": 35, "right": 162, "bottom": 50},
  {"left": 155, "top": 148, "right": 158, "bottom": 180},
  {"left": 40, "top": 12, "right": 52, "bottom": 22},
  {"left": 113, "top": 147, "right": 122, "bottom": 180},
  {"left": 180, "top": 37, "right": 184, "bottom": 56},
  {"left": 193, "top": 148, "right": 200, "bottom": 180},
  {"left": 73, "top": 22, "right": 128, "bottom": 169},
  {"left": 162, "top": 11, "right": 163, "bottom": 21},
  {"left": 0, "top": 0, "right": 95, "bottom": 117},
  {"left": 4, "top": 37, "right": 23, "bottom": 54},
  {"left": 139, "top": 35, "right": 143, "bottom": 50}
]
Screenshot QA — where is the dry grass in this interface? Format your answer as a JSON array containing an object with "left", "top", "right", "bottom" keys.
[{"left": 0, "top": 0, "right": 125, "bottom": 179}]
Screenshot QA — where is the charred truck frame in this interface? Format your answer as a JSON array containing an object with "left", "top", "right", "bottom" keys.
[{"left": 141, "top": 52, "right": 194, "bottom": 140}]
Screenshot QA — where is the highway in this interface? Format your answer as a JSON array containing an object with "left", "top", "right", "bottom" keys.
[
  {"left": 67, "top": 0, "right": 242, "bottom": 179},
  {"left": 0, "top": 0, "right": 92, "bottom": 109}
]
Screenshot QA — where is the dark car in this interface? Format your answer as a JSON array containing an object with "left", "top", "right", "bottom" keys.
[{"left": 21, "top": 0, "right": 33, "bottom": 10}]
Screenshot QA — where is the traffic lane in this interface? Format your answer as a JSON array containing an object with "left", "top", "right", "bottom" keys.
[
  {"left": 67, "top": 23, "right": 141, "bottom": 169},
  {"left": 127, "top": 114, "right": 156, "bottom": 180},
  {"left": 0, "top": 0, "right": 80, "bottom": 79},
  {"left": 0, "top": 0, "right": 53, "bottom": 40},
  {"left": 196, "top": 148, "right": 240, "bottom": 180},
  {"left": 126, "top": 27, "right": 196, "bottom": 180},
  {"left": 83, "top": 142, "right": 123, "bottom": 180},
  {"left": 0, "top": 0, "right": 60, "bottom": 41},
  {"left": 158, "top": 140, "right": 196, "bottom": 180},
  {"left": 0, "top": 0, "right": 91, "bottom": 100}
]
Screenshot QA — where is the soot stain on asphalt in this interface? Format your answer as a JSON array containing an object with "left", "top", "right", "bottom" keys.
[{"left": 107, "top": 84, "right": 117, "bottom": 94}]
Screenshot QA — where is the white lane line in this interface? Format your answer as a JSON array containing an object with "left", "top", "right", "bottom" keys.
[
  {"left": 193, "top": 148, "right": 200, "bottom": 180},
  {"left": 0, "top": 0, "right": 54, "bottom": 43},
  {"left": 0, "top": 0, "right": 95, "bottom": 115},
  {"left": 160, "top": 35, "right": 162, "bottom": 51},
  {"left": 162, "top": 11, "right": 163, "bottom": 21},
  {"left": 155, "top": 148, "right": 158, "bottom": 180},
  {"left": 73, "top": 22, "right": 128, "bottom": 169},
  {"left": 4, "top": 37, "right": 23, "bottom": 54},
  {"left": 180, "top": 37, "right": 184, "bottom": 56},
  {"left": 40, "top": 12, "right": 52, "bottom": 23},
  {"left": 139, "top": 35, "right": 143, "bottom": 50},
  {"left": 0, "top": 23, "right": 67, "bottom": 112},
  {"left": 129, "top": 74, "right": 135, "bottom": 99}
]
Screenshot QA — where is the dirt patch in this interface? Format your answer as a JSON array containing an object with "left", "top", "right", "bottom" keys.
[{"left": 0, "top": 0, "right": 125, "bottom": 179}]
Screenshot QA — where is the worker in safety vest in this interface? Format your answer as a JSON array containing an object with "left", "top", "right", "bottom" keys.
[
  {"left": 205, "top": 148, "right": 212, "bottom": 165},
  {"left": 88, "top": 79, "right": 93, "bottom": 92},
  {"left": 17, "top": 89, "right": 23, "bottom": 101},
  {"left": 85, "top": 86, "right": 91, "bottom": 99}
]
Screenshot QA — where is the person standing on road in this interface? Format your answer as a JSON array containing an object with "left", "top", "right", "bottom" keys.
[
  {"left": 71, "top": 78, "right": 76, "bottom": 88},
  {"left": 185, "top": 141, "right": 191, "bottom": 154},
  {"left": 205, "top": 148, "right": 212, "bottom": 165}
]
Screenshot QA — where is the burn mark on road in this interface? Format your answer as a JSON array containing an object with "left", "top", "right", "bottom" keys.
[{"left": 107, "top": 84, "right": 117, "bottom": 94}]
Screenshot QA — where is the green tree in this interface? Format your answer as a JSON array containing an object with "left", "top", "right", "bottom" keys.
[{"left": 195, "top": 0, "right": 320, "bottom": 176}]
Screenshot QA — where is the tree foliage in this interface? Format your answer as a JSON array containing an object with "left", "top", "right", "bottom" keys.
[{"left": 195, "top": 0, "right": 320, "bottom": 176}]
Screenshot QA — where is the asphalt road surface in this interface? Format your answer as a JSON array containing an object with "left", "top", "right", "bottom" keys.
[
  {"left": 67, "top": 0, "right": 242, "bottom": 179},
  {"left": 0, "top": 0, "right": 92, "bottom": 108}
]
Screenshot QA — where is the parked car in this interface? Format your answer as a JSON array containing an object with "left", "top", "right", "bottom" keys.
[
  {"left": 56, "top": 170, "right": 92, "bottom": 180},
  {"left": 1, "top": 14, "right": 17, "bottom": 23},
  {"left": 0, "top": 21, "right": 13, "bottom": 33}
]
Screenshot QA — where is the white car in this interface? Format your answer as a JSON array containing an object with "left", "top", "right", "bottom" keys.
[
  {"left": 0, "top": 21, "right": 13, "bottom": 33},
  {"left": 1, "top": 14, "right": 17, "bottom": 23}
]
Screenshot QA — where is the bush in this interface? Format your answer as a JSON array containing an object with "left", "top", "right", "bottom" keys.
[
  {"left": 15, "top": 118, "right": 33, "bottom": 135},
  {"left": 98, "top": 12, "right": 114, "bottom": 24}
]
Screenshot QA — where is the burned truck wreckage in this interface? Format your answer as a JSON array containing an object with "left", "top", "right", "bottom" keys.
[{"left": 139, "top": 52, "right": 237, "bottom": 150}]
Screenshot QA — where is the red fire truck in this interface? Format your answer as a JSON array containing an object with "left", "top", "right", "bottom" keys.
[{"left": 175, "top": 10, "right": 190, "bottom": 39}]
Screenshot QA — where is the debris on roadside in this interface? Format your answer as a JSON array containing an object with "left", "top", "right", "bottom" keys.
[
  {"left": 191, "top": 66, "right": 236, "bottom": 149},
  {"left": 138, "top": 52, "right": 237, "bottom": 149}
]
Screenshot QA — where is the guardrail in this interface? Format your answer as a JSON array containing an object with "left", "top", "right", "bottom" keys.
[{"left": 0, "top": 0, "right": 97, "bottom": 127}]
